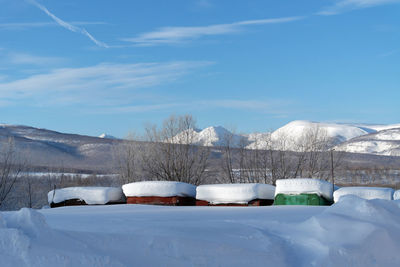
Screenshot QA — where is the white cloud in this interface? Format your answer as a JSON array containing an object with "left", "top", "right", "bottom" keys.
[
  {"left": 0, "top": 61, "right": 212, "bottom": 106},
  {"left": 6, "top": 52, "right": 63, "bottom": 65},
  {"left": 0, "top": 21, "right": 106, "bottom": 30},
  {"left": 27, "top": 0, "right": 108, "bottom": 48},
  {"left": 122, "top": 16, "right": 304, "bottom": 46},
  {"left": 96, "top": 99, "right": 292, "bottom": 115},
  {"left": 318, "top": 0, "right": 400, "bottom": 15}
]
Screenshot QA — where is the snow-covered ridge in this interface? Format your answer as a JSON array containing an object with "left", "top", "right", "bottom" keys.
[
  {"left": 335, "top": 128, "right": 400, "bottom": 156},
  {"left": 169, "top": 120, "right": 400, "bottom": 156}
]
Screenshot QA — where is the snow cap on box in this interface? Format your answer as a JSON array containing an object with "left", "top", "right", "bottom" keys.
[
  {"left": 48, "top": 187, "right": 124, "bottom": 205},
  {"left": 275, "top": 178, "right": 333, "bottom": 201},
  {"left": 122, "top": 181, "right": 196, "bottom": 197},
  {"left": 334, "top": 186, "right": 394, "bottom": 202},
  {"left": 394, "top": 190, "right": 400, "bottom": 200},
  {"left": 196, "top": 183, "right": 275, "bottom": 204}
]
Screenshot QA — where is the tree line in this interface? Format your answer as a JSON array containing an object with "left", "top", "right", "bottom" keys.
[{"left": 115, "top": 114, "right": 343, "bottom": 186}]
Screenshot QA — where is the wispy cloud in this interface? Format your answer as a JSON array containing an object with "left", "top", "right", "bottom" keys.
[
  {"left": 121, "top": 16, "right": 304, "bottom": 46},
  {"left": 318, "top": 0, "right": 400, "bottom": 15},
  {"left": 0, "top": 21, "right": 106, "bottom": 30},
  {"left": 6, "top": 52, "right": 64, "bottom": 65},
  {"left": 378, "top": 49, "right": 398, "bottom": 58},
  {"left": 203, "top": 99, "right": 292, "bottom": 113},
  {"left": 27, "top": 0, "right": 108, "bottom": 48},
  {"left": 98, "top": 99, "right": 292, "bottom": 115},
  {"left": 0, "top": 61, "right": 212, "bottom": 106}
]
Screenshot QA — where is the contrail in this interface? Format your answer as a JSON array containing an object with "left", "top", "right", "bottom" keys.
[{"left": 27, "top": 0, "right": 108, "bottom": 48}]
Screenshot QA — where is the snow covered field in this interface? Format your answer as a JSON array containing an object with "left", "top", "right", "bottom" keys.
[{"left": 2, "top": 196, "right": 400, "bottom": 266}]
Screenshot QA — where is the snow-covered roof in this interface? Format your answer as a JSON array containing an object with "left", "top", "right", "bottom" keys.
[
  {"left": 334, "top": 187, "right": 394, "bottom": 202},
  {"left": 48, "top": 187, "right": 124, "bottom": 205},
  {"left": 275, "top": 178, "right": 334, "bottom": 201},
  {"left": 122, "top": 181, "right": 196, "bottom": 198},
  {"left": 196, "top": 183, "right": 275, "bottom": 204}
]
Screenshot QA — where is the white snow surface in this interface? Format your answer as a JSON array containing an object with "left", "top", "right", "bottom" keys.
[
  {"left": 275, "top": 178, "right": 334, "bottom": 201},
  {"left": 334, "top": 187, "right": 394, "bottom": 202},
  {"left": 196, "top": 183, "right": 275, "bottom": 204},
  {"left": 2, "top": 196, "right": 400, "bottom": 266},
  {"left": 122, "top": 181, "right": 196, "bottom": 198},
  {"left": 48, "top": 187, "right": 124, "bottom": 205}
]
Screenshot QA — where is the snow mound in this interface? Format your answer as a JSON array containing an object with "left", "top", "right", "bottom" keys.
[
  {"left": 5, "top": 208, "right": 49, "bottom": 238},
  {"left": 0, "top": 208, "right": 125, "bottom": 267},
  {"left": 196, "top": 183, "right": 275, "bottom": 204},
  {"left": 122, "top": 181, "right": 196, "bottom": 197},
  {"left": 333, "top": 187, "right": 394, "bottom": 202},
  {"left": 298, "top": 195, "right": 400, "bottom": 265},
  {"left": 275, "top": 178, "right": 334, "bottom": 200},
  {"left": 48, "top": 187, "right": 125, "bottom": 205}
]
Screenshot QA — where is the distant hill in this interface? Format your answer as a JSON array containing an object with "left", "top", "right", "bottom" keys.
[{"left": 0, "top": 124, "right": 122, "bottom": 173}]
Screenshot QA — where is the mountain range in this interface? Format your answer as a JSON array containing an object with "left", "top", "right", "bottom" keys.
[
  {"left": 171, "top": 120, "right": 400, "bottom": 156},
  {"left": 1, "top": 120, "right": 400, "bottom": 173}
]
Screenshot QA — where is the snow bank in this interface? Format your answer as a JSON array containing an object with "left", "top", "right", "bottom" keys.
[
  {"left": 122, "top": 181, "right": 196, "bottom": 198},
  {"left": 48, "top": 187, "right": 124, "bottom": 205},
  {"left": 334, "top": 186, "right": 394, "bottom": 202},
  {"left": 1, "top": 208, "right": 126, "bottom": 267},
  {"left": 275, "top": 178, "right": 333, "bottom": 200},
  {"left": 4, "top": 196, "right": 400, "bottom": 266},
  {"left": 196, "top": 183, "right": 275, "bottom": 204}
]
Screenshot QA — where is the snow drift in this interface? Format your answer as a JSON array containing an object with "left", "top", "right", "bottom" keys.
[
  {"left": 3, "top": 196, "right": 400, "bottom": 266},
  {"left": 333, "top": 187, "right": 394, "bottom": 202}
]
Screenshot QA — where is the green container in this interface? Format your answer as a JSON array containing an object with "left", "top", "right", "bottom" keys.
[{"left": 274, "top": 193, "right": 332, "bottom": 206}]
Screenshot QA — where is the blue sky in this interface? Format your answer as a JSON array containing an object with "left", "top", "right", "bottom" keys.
[{"left": 1, "top": 0, "right": 399, "bottom": 137}]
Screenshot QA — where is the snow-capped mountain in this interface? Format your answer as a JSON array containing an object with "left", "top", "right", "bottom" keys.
[
  {"left": 272, "top": 120, "right": 370, "bottom": 143},
  {"left": 335, "top": 128, "right": 400, "bottom": 156},
  {"left": 99, "top": 133, "right": 117, "bottom": 139},
  {"left": 171, "top": 120, "right": 400, "bottom": 156},
  {"left": 170, "top": 126, "right": 247, "bottom": 147}
]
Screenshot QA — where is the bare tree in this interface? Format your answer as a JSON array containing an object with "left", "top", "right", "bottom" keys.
[
  {"left": 141, "top": 114, "right": 210, "bottom": 185},
  {"left": 113, "top": 133, "right": 143, "bottom": 184},
  {"left": 220, "top": 129, "right": 239, "bottom": 183},
  {"left": 0, "top": 137, "right": 24, "bottom": 207}
]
